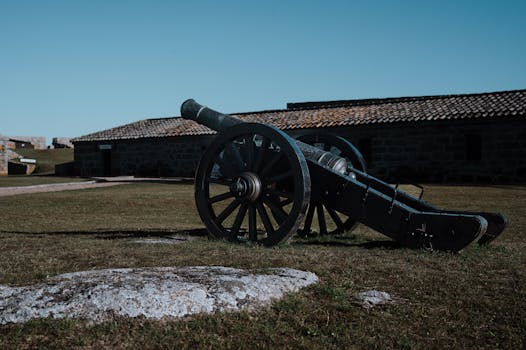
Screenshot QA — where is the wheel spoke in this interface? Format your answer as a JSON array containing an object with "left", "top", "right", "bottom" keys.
[
  {"left": 326, "top": 206, "right": 345, "bottom": 232},
  {"left": 227, "top": 141, "right": 245, "bottom": 173},
  {"left": 266, "top": 170, "right": 293, "bottom": 184},
  {"left": 263, "top": 196, "right": 288, "bottom": 223},
  {"left": 254, "top": 137, "right": 270, "bottom": 173},
  {"left": 317, "top": 204, "right": 328, "bottom": 235},
  {"left": 209, "top": 191, "right": 234, "bottom": 204},
  {"left": 215, "top": 153, "right": 237, "bottom": 178},
  {"left": 279, "top": 198, "right": 294, "bottom": 207},
  {"left": 230, "top": 203, "right": 248, "bottom": 237},
  {"left": 210, "top": 177, "right": 232, "bottom": 186},
  {"left": 246, "top": 138, "right": 256, "bottom": 172},
  {"left": 303, "top": 204, "right": 315, "bottom": 235},
  {"left": 256, "top": 202, "right": 274, "bottom": 236},
  {"left": 265, "top": 187, "right": 293, "bottom": 200},
  {"left": 249, "top": 206, "right": 257, "bottom": 241},
  {"left": 260, "top": 151, "right": 283, "bottom": 178},
  {"left": 216, "top": 199, "right": 241, "bottom": 224}
]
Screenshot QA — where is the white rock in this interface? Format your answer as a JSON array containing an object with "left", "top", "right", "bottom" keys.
[
  {"left": 358, "top": 290, "right": 393, "bottom": 308},
  {"left": 0, "top": 266, "right": 318, "bottom": 324}
]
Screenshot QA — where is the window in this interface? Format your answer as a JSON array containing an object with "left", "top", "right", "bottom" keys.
[{"left": 465, "top": 134, "right": 481, "bottom": 161}]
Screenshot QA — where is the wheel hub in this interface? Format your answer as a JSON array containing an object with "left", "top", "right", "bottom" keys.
[{"left": 230, "top": 172, "right": 262, "bottom": 202}]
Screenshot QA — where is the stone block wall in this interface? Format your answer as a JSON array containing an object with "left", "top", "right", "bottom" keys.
[
  {"left": 9, "top": 136, "right": 46, "bottom": 149},
  {"left": 73, "top": 118, "right": 526, "bottom": 183},
  {"left": 308, "top": 118, "right": 526, "bottom": 183},
  {"left": 74, "top": 135, "right": 215, "bottom": 178},
  {"left": 52, "top": 137, "right": 74, "bottom": 148},
  {"left": 8, "top": 161, "right": 36, "bottom": 175},
  {"left": 0, "top": 138, "right": 8, "bottom": 176}
]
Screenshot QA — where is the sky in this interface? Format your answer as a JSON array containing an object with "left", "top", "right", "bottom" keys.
[{"left": 1, "top": 0, "right": 525, "bottom": 145}]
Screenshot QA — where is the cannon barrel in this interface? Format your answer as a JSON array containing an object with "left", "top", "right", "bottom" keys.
[{"left": 181, "top": 99, "right": 347, "bottom": 174}]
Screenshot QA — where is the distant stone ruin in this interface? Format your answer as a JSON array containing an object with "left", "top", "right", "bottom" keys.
[
  {"left": 8, "top": 160, "right": 36, "bottom": 175},
  {"left": 0, "top": 135, "right": 8, "bottom": 176},
  {"left": 52, "top": 137, "right": 74, "bottom": 148},
  {"left": 9, "top": 136, "right": 46, "bottom": 150},
  {"left": 0, "top": 135, "right": 45, "bottom": 175}
]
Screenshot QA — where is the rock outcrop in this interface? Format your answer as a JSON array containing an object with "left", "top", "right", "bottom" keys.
[{"left": 0, "top": 266, "right": 318, "bottom": 324}]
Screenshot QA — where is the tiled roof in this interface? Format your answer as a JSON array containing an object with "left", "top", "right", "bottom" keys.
[{"left": 73, "top": 89, "right": 526, "bottom": 142}]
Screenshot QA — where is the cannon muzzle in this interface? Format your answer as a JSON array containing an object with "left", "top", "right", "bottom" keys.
[{"left": 181, "top": 99, "right": 243, "bottom": 133}]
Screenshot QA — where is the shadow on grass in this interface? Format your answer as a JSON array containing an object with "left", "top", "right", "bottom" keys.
[
  {"left": 293, "top": 236, "right": 401, "bottom": 250},
  {"left": 0, "top": 228, "right": 209, "bottom": 240},
  {"left": 1, "top": 228, "right": 403, "bottom": 250}
]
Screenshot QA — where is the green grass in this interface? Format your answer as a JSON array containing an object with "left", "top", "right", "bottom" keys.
[
  {"left": 0, "top": 176, "right": 88, "bottom": 187},
  {"left": 0, "top": 183, "right": 524, "bottom": 349},
  {"left": 15, "top": 148, "right": 74, "bottom": 174}
]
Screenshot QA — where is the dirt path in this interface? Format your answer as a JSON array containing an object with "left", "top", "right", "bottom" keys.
[{"left": 0, "top": 181, "right": 128, "bottom": 197}]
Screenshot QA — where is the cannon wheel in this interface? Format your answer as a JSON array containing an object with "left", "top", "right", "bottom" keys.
[
  {"left": 297, "top": 133, "right": 366, "bottom": 236},
  {"left": 195, "top": 123, "right": 310, "bottom": 246}
]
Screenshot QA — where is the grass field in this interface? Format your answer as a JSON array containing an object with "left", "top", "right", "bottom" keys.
[{"left": 0, "top": 183, "right": 524, "bottom": 349}]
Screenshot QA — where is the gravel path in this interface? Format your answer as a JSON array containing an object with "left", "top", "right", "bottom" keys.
[{"left": 0, "top": 181, "right": 128, "bottom": 197}]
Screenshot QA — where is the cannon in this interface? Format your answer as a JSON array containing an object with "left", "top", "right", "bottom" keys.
[{"left": 180, "top": 99, "right": 507, "bottom": 252}]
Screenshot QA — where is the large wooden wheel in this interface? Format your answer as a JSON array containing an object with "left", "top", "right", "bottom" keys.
[
  {"left": 195, "top": 123, "right": 311, "bottom": 246},
  {"left": 297, "top": 133, "right": 367, "bottom": 236}
]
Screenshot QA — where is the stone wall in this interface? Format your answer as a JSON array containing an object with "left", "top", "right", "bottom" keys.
[
  {"left": 0, "top": 138, "right": 8, "bottom": 176},
  {"left": 52, "top": 137, "right": 74, "bottom": 149},
  {"left": 9, "top": 136, "right": 46, "bottom": 149},
  {"left": 73, "top": 118, "right": 526, "bottom": 183},
  {"left": 309, "top": 118, "right": 525, "bottom": 183},
  {"left": 8, "top": 161, "right": 36, "bottom": 175},
  {"left": 74, "top": 135, "right": 215, "bottom": 178}
]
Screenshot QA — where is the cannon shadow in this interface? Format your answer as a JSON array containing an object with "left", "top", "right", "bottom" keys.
[
  {"left": 293, "top": 236, "right": 402, "bottom": 250},
  {"left": 1, "top": 229, "right": 405, "bottom": 250},
  {"left": 0, "top": 228, "right": 209, "bottom": 240}
]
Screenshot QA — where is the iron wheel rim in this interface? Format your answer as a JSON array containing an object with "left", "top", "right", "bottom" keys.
[{"left": 195, "top": 123, "right": 310, "bottom": 246}]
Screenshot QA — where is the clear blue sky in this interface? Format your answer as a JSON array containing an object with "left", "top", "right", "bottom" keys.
[{"left": 1, "top": 0, "right": 525, "bottom": 144}]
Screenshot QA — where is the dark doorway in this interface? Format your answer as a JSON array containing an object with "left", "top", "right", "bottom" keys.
[{"left": 102, "top": 149, "right": 112, "bottom": 175}]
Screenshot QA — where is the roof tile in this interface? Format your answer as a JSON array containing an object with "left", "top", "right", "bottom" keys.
[{"left": 73, "top": 89, "right": 526, "bottom": 142}]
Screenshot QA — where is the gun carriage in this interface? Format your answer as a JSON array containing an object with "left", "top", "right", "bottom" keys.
[{"left": 181, "top": 99, "right": 507, "bottom": 252}]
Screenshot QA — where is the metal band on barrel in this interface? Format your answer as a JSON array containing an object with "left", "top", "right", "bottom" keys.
[{"left": 196, "top": 106, "right": 207, "bottom": 121}]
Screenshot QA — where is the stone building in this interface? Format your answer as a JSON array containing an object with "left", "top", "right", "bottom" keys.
[
  {"left": 72, "top": 89, "right": 526, "bottom": 183},
  {"left": 52, "top": 137, "right": 74, "bottom": 149},
  {"left": 0, "top": 135, "right": 8, "bottom": 176},
  {"left": 8, "top": 138, "right": 35, "bottom": 149},
  {"left": 8, "top": 136, "right": 46, "bottom": 150}
]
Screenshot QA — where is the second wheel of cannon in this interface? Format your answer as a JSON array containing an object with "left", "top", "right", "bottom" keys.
[
  {"left": 297, "top": 132, "right": 367, "bottom": 236},
  {"left": 194, "top": 123, "right": 311, "bottom": 246}
]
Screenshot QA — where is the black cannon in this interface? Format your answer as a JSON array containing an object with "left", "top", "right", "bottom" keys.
[{"left": 181, "top": 99, "right": 507, "bottom": 252}]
